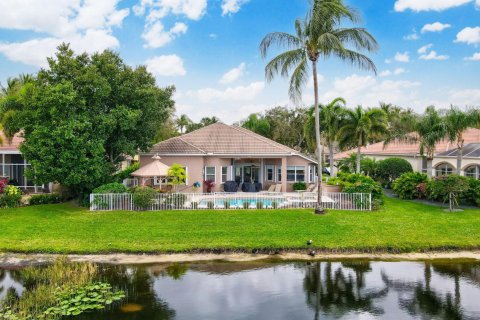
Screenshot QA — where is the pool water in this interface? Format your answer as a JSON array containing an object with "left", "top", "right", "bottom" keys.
[
  {"left": 2, "top": 260, "right": 480, "bottom": 319},
  {"left": 198, "top": 198, "right": 285, "bottom": 208}
]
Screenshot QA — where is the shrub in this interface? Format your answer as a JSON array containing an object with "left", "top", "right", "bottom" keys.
[
  {"left": 293, "top": 182, "right": 307, "bottom": 191},
  {"left": 164, "top": 193, "right": 187, "bottom": 207},
  {"left": 0, "top": 178, "right": 8, "bottom": 194},
  {"left": 332, "top": 173, "right": 384, "bottom": 209},
  {"left": 256, "top": 201, "right": 264, "bottom": 209},
  {"left": 132, "top": 186, "right": 157, "bottom": 210},
  {"left": 461, "top": 178, "right": 480, "bottom": 206},
  {"left": 224, "top": 200, "right": 231, "bottom": 209},
  {"left": 392, "top": 172, "right": 428, "bottom": 200},
  {"left": 204, "top": 179, "right": 215, "bottom": 193},
  {"left": 92, "top": 182, "right": 128, "bottom": 194},
  {"left": 427, "top": 175, "right": 470, "bottom": 211},
  {"left": 377, "top": 158, "right": 413, "bottom": 187},
  {"left": 0, "top": 185, "right": 22, "bottom": 208},
  {"left": 243, "top": 201, "right": 250, "bottom": 209},
  {"left": 113, "top": 163, "right": 140, "bottom": 182},
  {"left": 271, "top": 201, "right": 279, "bottom": 209},
  {"left": 29, "top": 193, "right": 63, "bottom": 205}
]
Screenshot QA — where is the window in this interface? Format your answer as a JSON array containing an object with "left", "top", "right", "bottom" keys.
[
  {"left": 287, "top": 166, "right": 306, "bottom": 182},
  {"left": 465, "top": 165, "right": 480, "bottom": 179},
  {"left": 265, "top": 165, "right": 274, "bottom": 181},
  {"left": 421, "top": 157, "right": 428, "bottom": 174},
  {"left": 153, "top": 176, "right": 168, "bottom": 185},
  {"left": 221, "top": 166, "right": 228, "bottom": 183},
  {"left": 205, "top": 166, "right": 216, "bottom": 182},
  {"left": 435, "top": 163, "right": 454, "bottom": 176},
  {"left": 308, "top": 165, "right": 317, "bottom": 183},
  {"left": 276, "top": 166, "right": 282, "bottom": 182}
]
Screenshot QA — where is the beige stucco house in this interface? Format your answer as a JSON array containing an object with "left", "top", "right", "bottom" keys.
[
  {"left": 335, "top": 128, "right": 480, "bottom": 178},
  {"left": 139, "top": 123, "right": 318, "bottom": 192}
]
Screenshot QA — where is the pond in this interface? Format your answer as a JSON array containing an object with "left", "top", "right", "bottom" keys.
[{"left": 1, "top": 260, "right": 480, "bottom": 319}]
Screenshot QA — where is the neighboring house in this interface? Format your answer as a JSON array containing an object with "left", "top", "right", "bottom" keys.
[
  {"left": 334, "top": 128, "right": 480, "bottom": 178},
  {"left": 0, "top": 131, "right": 47, "bottom": 192},
  {"left": 138, "top": 122, "right": 318, "bottom": 192}
]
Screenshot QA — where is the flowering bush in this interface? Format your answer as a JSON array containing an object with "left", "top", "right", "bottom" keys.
[
  {"left": 0, "top": 185, "right": 22, "bottom": 208},
  {"left": 204, "top": 179, "right": 215, "bottom": 193},
  {"left": 0, "top": 178, "right": 8, "bottom": 194}
]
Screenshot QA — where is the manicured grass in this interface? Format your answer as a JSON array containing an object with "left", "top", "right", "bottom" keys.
[{"left": 1, "top": 197, "right": 480, "bottom": 254}]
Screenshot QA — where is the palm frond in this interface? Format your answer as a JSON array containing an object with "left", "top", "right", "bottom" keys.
[
  {"left": 334, "top": 27, "right": 379, "bottom": 52},
  {"left": 335, "top": 48, "right": 377, "bottom": 74},
  {"left": 264, "top": 49, "right": 305, "bottom": 82},
  {"left": 259, "top": 31, "right": 302, "bottom": 58},
  {"left": 288, "top": 58, "right": 309, "bottom": 104}
]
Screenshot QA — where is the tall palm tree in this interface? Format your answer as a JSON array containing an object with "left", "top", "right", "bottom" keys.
[
  {"left": 444, "top": 107, "right": 480, "bottom": 175},
  {"left": 260, "top": 0, "right": 378, "bottom": 213},
  {"left": 337, "top": 106, "right": 387, "bottom": 173},
  {"left": 175, "top": 114, "right": 192, "bottom": 134},
  {"left": 321, "top": 97, "right": 346, "bottom": 177},
  {"left": 416, "top": 106, "right": 446, "bottom": 177}
]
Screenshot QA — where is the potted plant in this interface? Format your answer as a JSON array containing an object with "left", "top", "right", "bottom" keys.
[{"left": 204, "top": 179, "right": 215, "bottom": 193}]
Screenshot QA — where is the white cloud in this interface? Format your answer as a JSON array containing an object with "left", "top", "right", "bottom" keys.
[
  {"left": 133, "top": 0, "right": 207, "bottom": 21},
  {"left": 192, "top": 81, "right": 265, "bottom": 103},
  {"left": 455, "top": 27, "right": 480, "bottom": 45},
  {"left": 394, "top": 0, "right": 472, "bottom": 12},
  {"left": 420, "top": 51, "right": 449, "bottom": 60},
  {"left": 219, "top": 62, "right": 246, "bottom": 84},
  {"left": 0, "top": 0, "right": 129, "bottom": 37},
  {"left": 395, "top": 52, "right": 410, "bottom": 62},
  {"left": 380, "top": 68, "right": 406, "bottom": 77},
  {"left": 142, "top": 21, "right": 188, "bottom": 48},
  {"left": 145, "top": 55, "right": 186, "bottom": 77},
  {"left": 385, "top": 59, "right": 392, "bottom": 64},
  {"left": 464, "top": 52, "right": 480, "bottom": 60},
  {"left": 0, "top": 0, "right": 127, "bottom": 66},
  {"left": 379, "top": 70, "right": 392, "bottom": 77},
  {"left": 209, "top": 33, "right": 218, "bottom": 39},
  {"left": 417, "top": 44, "right": 449, "bottom": 60},
  {"left": 449, "top": 89, "right": 480, "bottom": 105},
  {"left": 403, "top": 32, "right": 419, "bottom": 41},
  {"left": 221, "top": 0, "right": 250, "bottom": 16},
  {"left": 421, "top": 22, "right": 452, "bottom": 33},
  {"left": 418, "top": 44, "right": 433, "bottom": 54},
  {"left": 0, "top": 29, "right": 119, "bottom": 67},
  {"left": 319, "top": 74, "right": 421, "bottom": 108}
]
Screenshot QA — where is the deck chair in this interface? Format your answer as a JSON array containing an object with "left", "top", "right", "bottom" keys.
[
  {"left": 265, "top": 185, "right": 275, "bottom": 192},
  {"left": 273, "top": 184, "right": 282, "bottom": 193},
  {"left": 306, "top": 184, "right": 315, "bottom": 192}
]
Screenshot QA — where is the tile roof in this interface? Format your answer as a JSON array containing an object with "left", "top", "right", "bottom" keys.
[
  {"left": 0, "top": 131, "right": 23, "bottom": 152},
  {"left": 149, "top": 122, "right": 308, "bottom": 157},
  {"left": 334, "top": 128, "right": 480, "bottom": 160}
]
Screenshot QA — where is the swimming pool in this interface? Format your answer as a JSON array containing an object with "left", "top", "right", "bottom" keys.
[{"left": 198, "top": 197, "right": 286, "bottom": 208}]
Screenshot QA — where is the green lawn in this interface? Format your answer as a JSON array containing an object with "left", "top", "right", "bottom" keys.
[{"left": 1, "top": 197, "right": 480, "bottom": 254}]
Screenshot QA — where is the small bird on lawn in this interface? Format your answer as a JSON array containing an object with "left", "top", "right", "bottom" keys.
[
  {"left": 307, "top": 240, "right": 313, "bottom": 245},
  {"left": 308, "top": 250, "right": 316, "bottom": 257}
]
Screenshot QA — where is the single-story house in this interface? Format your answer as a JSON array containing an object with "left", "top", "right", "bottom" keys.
[
  {"left": 138, "top": 122, "right": 318, "bottom": 192},
  {"left": 0, "top": 131, "right": 47, "bottom": 192},
  {"left": 334, "top": 128, "right": 480, "bottom": 178}
]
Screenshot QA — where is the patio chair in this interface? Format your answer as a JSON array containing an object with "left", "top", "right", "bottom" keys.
[
  {"left": 265, "top": 185, "right": 275, "bottom": 192},
  {"left": 273, "top": 184, "right": 282, "bottom": 193},
  {"left": 306, "top": 184, "right": 315, "bottom": 192}
]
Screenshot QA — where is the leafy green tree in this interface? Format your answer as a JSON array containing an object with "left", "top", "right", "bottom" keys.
[
  {"left": 241, "top": 113, "right": 271, "bottom": 137},
  {"left": 444, "top": 107, "right": 480, "bottom": 174},
  {"left": 428, "top": 175, "right": 470, "bottom": 212},
  {"left": 376, "top": 157, "right": 413, "bottom": 187},
  {"left": 264, "top": 106, "right": 309, "bottom": 151},
  {"left": 321, "top": 98, "right": 346, "bottom": 176},
  {"left": 18, "top": 44, "right": 175, "bottom": 196},
  {"left": 185, "top": 116, "right": 220, "bottom": 133},
  {"left": 415, "top": 106, "right": 446, "bottom": 177},
  {"left": 167, "top": 164, "right": 187, "bottom": 192},
  {"left": 260, "top": 0, "right": 378, "bottom": 213},
  {"left": 337, "top": 107, "right": 387, "bottom": 173}
]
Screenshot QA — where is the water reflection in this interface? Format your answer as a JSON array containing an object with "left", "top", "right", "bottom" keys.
[{"left": 1, "top": 260, "right": 480, "bottom": 319}]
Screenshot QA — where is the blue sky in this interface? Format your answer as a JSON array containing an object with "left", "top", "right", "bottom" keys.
[{"left": 0, "top": 0, "right": 479, "bottom": 123}]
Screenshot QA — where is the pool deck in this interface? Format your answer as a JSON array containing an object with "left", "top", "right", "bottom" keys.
[{"left": 1, "top": 251, "right": 480, "bottom": 267}]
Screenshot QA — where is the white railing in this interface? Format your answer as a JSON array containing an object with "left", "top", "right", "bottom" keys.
[{"left": 90, "top": 192, "right": 372, "bottom": 211}]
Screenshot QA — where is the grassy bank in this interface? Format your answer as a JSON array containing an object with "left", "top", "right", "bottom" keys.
[{"left": 1, "top": 197, "right": 480, "bottom": 254}]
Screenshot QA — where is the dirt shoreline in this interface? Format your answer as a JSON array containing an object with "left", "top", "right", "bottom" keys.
[{"left": 1, "top": 251, "right": 480, "bottom": 267}]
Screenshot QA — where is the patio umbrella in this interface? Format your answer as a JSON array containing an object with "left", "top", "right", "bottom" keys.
[{"left": 131, "top": 154, "right": 170, "bottom": 186}]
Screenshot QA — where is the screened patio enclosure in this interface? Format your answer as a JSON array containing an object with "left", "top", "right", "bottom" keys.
[{"left": 0, "top": 152, "right": 47, "bottom": 193}]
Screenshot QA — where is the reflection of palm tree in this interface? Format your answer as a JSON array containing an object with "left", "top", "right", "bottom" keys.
[
  {"left": 381, "top": 262, "right": 474, "bottom": 320},
  {"left": 303, "top": 262, "right": 387, "bottom": 319}
]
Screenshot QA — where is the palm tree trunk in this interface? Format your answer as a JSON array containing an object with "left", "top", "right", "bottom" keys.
[
  {"left": 312, "top": 60, "right": 324, "bottom": 214},
  {"left": 356, "top": 146, "right": 361, "bottom": 174},
  {"left": 329, "top": 142, "right": 335, "bottom": 178},
  {"left": 457, "top": 143, "right": 463, "bottom": 175}
]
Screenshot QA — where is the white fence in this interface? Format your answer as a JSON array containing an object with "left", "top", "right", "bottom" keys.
[{"left": 90, "top": 192, "right": 372, "bottom": 211}]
